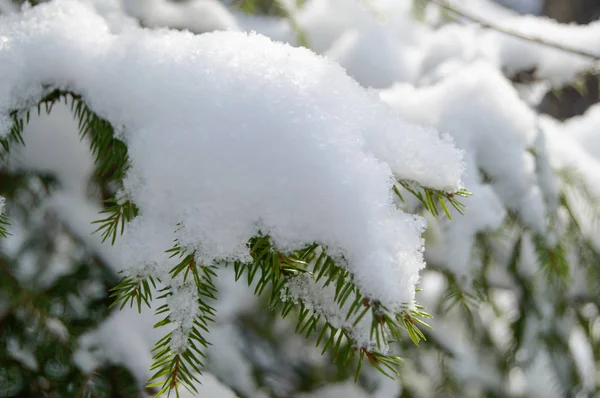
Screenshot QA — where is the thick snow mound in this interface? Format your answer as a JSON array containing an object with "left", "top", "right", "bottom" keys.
[
  {"left": 380, "top": 62, "right": 552, "bottom": 275},
  {"left": 0, "top": 0, "right": 464, "bottom": 308}
]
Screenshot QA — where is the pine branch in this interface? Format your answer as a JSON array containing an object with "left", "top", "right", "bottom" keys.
[
  {"left": 92, "top": 199, "right": 138, "bottom": 245},
  {"left": 111, "top": 234, "right": 437, "bottom": 397},
  {"left": 533, "top": 234, "right": 570, "bottom": 286},
  {"left": 440, "top": 275, "right": 480, "bottom": 320},
  {"left": 2, "top": 88, "right": 133, "bottom": 244},
  {"left": 2, "top": 90, "right": 140, "bottom": 334},
  {"left": 395, "top": 180, "right": 471, "bottom": 218},
  {"left": 4, "top": 88, "right": 131, "bottom": 182},
  {"left": 558, "top": 168, "right": 600, "bottom": 226},
  {"left": 144, "top": 244, "right": 217, "bottom": 397},
  {"left": 0, "top": 111, "right": 26, "bottom": 157},
  {"left": 241, "top": 238, "right": 433, "bottom": 380},
  {"left": 0, "top": 259, "right": 71, "bottom": 349},
  {"left": 1, "top": 87, "right": 62, "bottom": 157},
  {"left": 0, "top": 211, "right": 9, "bottom": 238},
  {"left": 429, "top": 0, "right": 600, "bottom": 61},
  {"left": 3, "top": 88, "right": 454, "bottom": 397},
  {"left": 109, "top": 273, "right": 157, "bottom": 312}
]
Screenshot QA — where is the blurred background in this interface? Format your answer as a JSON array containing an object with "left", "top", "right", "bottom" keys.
[{"left": 1, "top": 0, "right": 599, "bottom": 397}]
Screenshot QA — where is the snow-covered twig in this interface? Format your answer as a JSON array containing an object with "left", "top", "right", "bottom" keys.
[{"left": 431, "top": 0, "right": 600, "bottom": 61}]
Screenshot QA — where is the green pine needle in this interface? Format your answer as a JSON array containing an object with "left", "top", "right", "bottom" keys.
[
  {"left": 395, "top": 180, "right": 471, "bottom": 219},
  {"left": 91, "top": 199, "right": 138, "bottom": 245}
]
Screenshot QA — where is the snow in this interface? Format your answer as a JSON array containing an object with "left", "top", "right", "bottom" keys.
[
  {"left": 45, "top": 317, "right": 70, "bottom": 342},
  {"left": 75, "top": 305, "right": 238, "bottom": 398},
  {"left": 442, "top": 0, "right": 520, "bottom": 20},
  {"left": 415, "top": 4, "right": 600, "bottom": 86},
  {"left": 0, "top": 0, "right": 17, "bottom": 14},
  {"left": 426, "top": 150, "right": 506, "bottom": 280},
  {"left": 2, "top": 0, "right": 599, "bottom": 396},
  {"left": 0, "top": 0, "right": 469, "bottom": 367},
  {"left": 123, "top": 0, "right": 238, "bottom": 34},
  {"left": 325, "top": 25, "right": 420, "bottom": 87},
  {"left": 83, "top": 0, "right": 139, "bottom": 33},
  {"left": 206, "top": 323, "right": 270, "bottom": 398},
  {"left": 296, "top": 0, "right": 427, "bottom": 88},
  {"left": 7, "top": 338, "right": 38, "bottom": 371},
  {"left": 296, "top": 0, "right": 373, "bottom": 54},
  {"left": 569, "top": 326, "right": 596, "bottom": 394},
  {"left": 524, "top": 350, "right": 563, "bottom": 398},
  {"left": 122, "top": 0, "right": 600, "bottom": 90},
  {"left": 8, "top": 102, "right": 95, "bottom": 196},
  {"left": 380, "top": 61, "right": 545, "bottom": 274},
  {"left": 167, "top": 280, "right": 201, "bottom": 354},
  {"left": 0, "top": 0, "right": 465, "bottom": 320},
  {"left": 122, "top": 0, "right": 301, "bottom": 45},
  {"left": 541, "top": 116, "right": 600, "bottom": 199},
  {"left": 297, "top": 382, "right": 370, "bottom": 398},
  {"left": 284, "top": 273, "right": 378, "bottom": 350},
  {"left": 538, "top": 114, "right": 600, "bottom": 249},
  {"left": 483, "top": 17, "right": 600, "bottom": 84},
  {"left": 566, "top": 103, "right": 600, "bottom": 162}
]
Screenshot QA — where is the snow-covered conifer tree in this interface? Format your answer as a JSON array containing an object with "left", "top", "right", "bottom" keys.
[{"left": 0, "top": 1, "right": 599, "bottom": 397}]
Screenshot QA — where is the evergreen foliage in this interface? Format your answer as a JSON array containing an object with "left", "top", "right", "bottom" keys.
[
  {"left": 1, "top": 1, "right": 600, "bottom": 398},
  {"left": 0, "top": 61, "right": 469, "bottom": 398}
]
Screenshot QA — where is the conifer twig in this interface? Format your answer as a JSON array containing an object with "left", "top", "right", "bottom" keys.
[{"left": 430, "top": 0, "right": 600, "bottom": 61}]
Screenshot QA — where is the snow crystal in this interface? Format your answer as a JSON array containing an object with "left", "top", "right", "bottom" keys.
[{"left": 0, "top": 0, "right": 464, "bottom": 309}]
